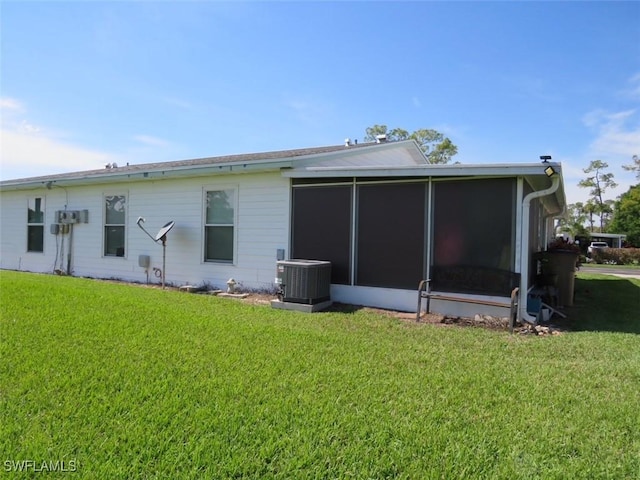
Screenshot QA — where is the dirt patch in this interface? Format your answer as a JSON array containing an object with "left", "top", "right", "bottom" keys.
[
  {"left": 82, "top": 277, "right": 566, "bottom": 334},
  {"left": 209, "top": 292, "right": 567, "bottom": 334}
]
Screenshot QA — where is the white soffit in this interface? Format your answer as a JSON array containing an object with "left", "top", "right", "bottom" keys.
[
  {"left": 291, "top": 140, "right": 427, "bottom": 169},
  {"left": 302, "top": 147, "right": 422, "bottom": 168}
]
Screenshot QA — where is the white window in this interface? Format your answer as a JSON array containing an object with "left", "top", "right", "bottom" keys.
[
  {"left": 204, "top": 189, "right": 235, "bottom": 263},
  {"left": 27, "top": 197, "right": 45, "bottom": 252},
  {"left": 104, "top": 195, "right": 126, "bottom": 257}
]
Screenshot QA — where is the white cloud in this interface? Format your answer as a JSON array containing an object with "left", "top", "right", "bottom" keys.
[
  {"left": 412, "top": 96, "right": 422, "bottom": 108},
  {"left": 0, "top": 97, "right": 118, "bottom": 180},
  {"left": 133, "top": 134, "right": 170, "bottom": 148},
  {"left": 625, "top": 72, "right": 640, "bottom": 100},
  {"left": 571, "top": 76, "right": 640, "bottom": 203},
  {"left": 0, "top": 129, "right": 116, "bottom": 180},
  {"left": 0, "top": 97, "right": 24, "bottom": 112},
  {"left": 583, "top": 109, "right": 640, "bottom": 158},
  {"left": 284, "top": 99, "right": 314, "bottom": 120},
  {"left": 282, "top": 94, "right": 331, "bottom": 125},
  {"left": 561, "top": 159, "right": 633, "bottom": 206},
  {"left": 19, "top": 119, "right": 40, "bottom": 134},
  {"left": 552, "top": 117, "right": 639, "bottom": 206}
]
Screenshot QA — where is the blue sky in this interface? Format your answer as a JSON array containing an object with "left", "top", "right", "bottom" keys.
[{"left": 1, "top": 1, "right": 639, "bottom": 205}]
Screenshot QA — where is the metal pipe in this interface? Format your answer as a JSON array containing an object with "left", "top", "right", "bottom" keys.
[
  {"left": 66, "top": 224, "right": 73, "bottom": 274},
  {"left": 161, "top": 238, "right": 166, "bottom": 289}
]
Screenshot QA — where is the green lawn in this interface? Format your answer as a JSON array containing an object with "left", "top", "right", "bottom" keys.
[
  {"left": 582, "top": 263, "right": 640, "bottom": 270},
  {"left": 572, "top": 272, "right": 640, "bottom": 333},
  {"left": 1, "top": 271, "right": 639, "bottom": 479}
]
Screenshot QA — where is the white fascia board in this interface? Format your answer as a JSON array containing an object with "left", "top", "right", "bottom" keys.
[
  {"left": 282, "top": 162, "right": 563, "bottom": 178},
  {"left": 0, "top": 141, "right": 424, "bottom": 191},
  {"left": 0, "top": 159, "right": 296, "bottom": 191},
  {"left": 285, "top": 161, "right": 567, "bottom": 216}
]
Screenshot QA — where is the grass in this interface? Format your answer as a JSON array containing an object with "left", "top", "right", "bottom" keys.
[
  {"left": 572, "top": 272, "right": 640, "bottom": 333},
  {"left": 581, "top": 263, "right": 640, "bottom": 269},
  {"left": 1, "top": 271, "right": 639, "bottom": 479}
]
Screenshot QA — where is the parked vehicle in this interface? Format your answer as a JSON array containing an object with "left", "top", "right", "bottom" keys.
[{"left": 587, "top": 241, "right": 609, "bottom": 255}]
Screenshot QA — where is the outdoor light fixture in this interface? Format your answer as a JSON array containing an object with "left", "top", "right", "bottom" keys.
[
  {"left": 540, "top": 155, "right": 552, "bottom": 163},
  {"left": 544, "top": 165, "right": 556, "bottom": 177}
]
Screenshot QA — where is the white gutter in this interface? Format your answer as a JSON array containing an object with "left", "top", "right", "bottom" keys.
[
  {"left": 282, "top": 163, "right": 562, "bottom": 178},
  {"left": 0, "top": 160, "right": 296, "bottom": 191},
  {"left": 518, "top": 175, "right": 561, "bottom": 324}
]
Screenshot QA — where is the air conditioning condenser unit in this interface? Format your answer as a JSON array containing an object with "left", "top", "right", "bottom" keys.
[{"left": 275, "top": 259, "right": 331, "bottom": 304}]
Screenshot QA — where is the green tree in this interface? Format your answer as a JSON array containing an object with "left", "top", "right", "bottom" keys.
[
  {"left": 557, "top": 202, "right": 590, "bottom": 237},
  {"left": 578, "top": 160, "right": 618, "bottom": 232},
  {"left": 622, "top": 155, "right": 640, "bottom": 181},
  {"left": 583, "top": 199, "right": 598, "bottom": 232},
  {"left": 609, "top": 184, "right": 640, "bottom": 246},
  {"left": 602, "top": 199, "right": 616, "bottom": 232},
  {"left": 364, "top": 124, "right": 458, "bottom": 164}
]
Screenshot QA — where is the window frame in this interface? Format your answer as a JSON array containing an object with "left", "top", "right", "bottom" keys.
[
  {"left": 355, "top": 182, "right": 427, "bottom": 289},
  {"left": 26, "top": 196, "right": 45, "bottom": 253},
  {"left": 203, "top": 186, "right": 238, "bottom": 264},
  {"left": 103, "top": 193, "right": 127, "bottom": 258}
]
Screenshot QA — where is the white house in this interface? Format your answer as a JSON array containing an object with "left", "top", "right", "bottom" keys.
[{"left": 0, "top": 140, "right": 566, "bottom": 323}]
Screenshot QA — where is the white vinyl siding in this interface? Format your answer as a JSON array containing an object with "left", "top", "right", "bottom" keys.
[{"left": 1, "top": 172, "right": 290, "bottom": 290}]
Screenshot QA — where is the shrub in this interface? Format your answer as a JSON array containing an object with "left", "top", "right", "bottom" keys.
[{"left": 591, "top": 247, "right": 640, "bottom": 265}]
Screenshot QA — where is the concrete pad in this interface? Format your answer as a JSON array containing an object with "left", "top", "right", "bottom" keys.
[
  {"left": 179, "top": 285, "right": 198, "bottom": 293},
  {"left": 270, "top": 299, "right": 333, "bottom": 313},
  {"left": 218, "top": 292, "right": 249, "bottom": 299}
]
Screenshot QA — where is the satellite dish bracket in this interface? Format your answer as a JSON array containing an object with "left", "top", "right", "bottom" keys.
[{"left": 136, "top": 218, "right": 175, "bottom": 289}]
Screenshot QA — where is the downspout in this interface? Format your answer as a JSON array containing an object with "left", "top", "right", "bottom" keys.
[{"left": 518, "top": 175, "right": 560, "bottom": 324}]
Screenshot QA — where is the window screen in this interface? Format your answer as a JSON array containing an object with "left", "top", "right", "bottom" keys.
[
  {"left": 432, "top": 178, "right": 515, "bottom": 270},
  {"left": 356, "top": 183, "right": 426, "bottom": 289},
  {"left": 291, "top": 185, "right": 352, "bottom": 284}
]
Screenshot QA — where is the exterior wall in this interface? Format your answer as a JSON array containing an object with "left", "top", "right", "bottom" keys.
[
  {"left": 331, "top": 285, "right": 419, "bottom": 312},
  {"left": 331, "top": 285, "right": 511, "bottom": 316},
  {"left": 1, "top": 167, "right": 558, "bottom": 319},
  {"left": 0, "top": 193, "right": 31, "bottom": 271},
  {"left": 0, "top": 172, "right": 290, "bottom": 291}
]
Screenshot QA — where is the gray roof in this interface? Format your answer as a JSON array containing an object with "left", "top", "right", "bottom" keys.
[
  {"left": 2, "top": 142, "right": 376, "bottom": 187},
  {"left": 0, "top": 140, "right": 566, "bottom": 217}
]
